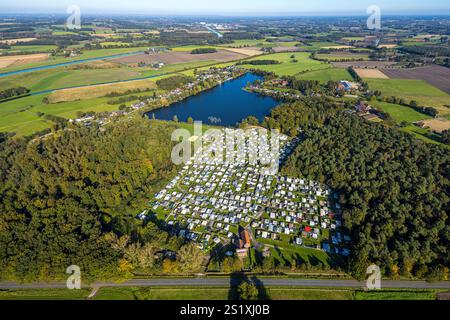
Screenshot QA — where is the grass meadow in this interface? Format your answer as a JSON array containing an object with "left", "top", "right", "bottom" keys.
[{"left": 239, "top": 52, "right": 330, "bottom": 76}]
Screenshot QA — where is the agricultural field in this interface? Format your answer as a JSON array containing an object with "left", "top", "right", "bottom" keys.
[
  {"left": 111, "top": 49, "right": 246, "bottom": 65},
  {"left": 0, "top": 47, "right": 149, "bottom": 73},
  {"left": 0, "top": 45, "right": 58, "bottom": 54},
  {"left": 0, "top": 53, "right": 50, "bottom": 69},
  {"left": 366, "top": 79, "right": 450, "bottom": 116},
  {"left": 354, "top": 290, "right": 436, "bottom": 300},
  {"left": 370, "top": 101, "right": 447, "bottom": 146},
  {"left": 47, "top": 78, "right": 159, "bottom": 103},
  {"left": 219, "top": 39, "right": 272, "bottom": 48},
  {"left": 371, "top": 101, "right": 432, "bottom": 123},
  {"left": 0, "top": 80, "right": 165, "bottom": 136},
  {"left": 418, "top": 118, "right": 450, "bottom": 133},
  {"left": 0, "top": 289, "right": 91, "bottom": 300},
  {"left": 170, "top": 45, "right": 223, "bottom": 52},
  {"left": 315, "top": 52, "right": 369, "bottom": 61},
  {"left": 342, "top": 37, "right": 365, "bottom": 41},
  {"left": 296, "top": 42, "right": 350, "bottom": 51},
  {"left": 223, "top": 47, "right": 262, "bottom": 56},
  {"left": 239, "top": 52, "right": 330, "bottom": 76},
  {"left": 99, "top": 41, "right": 132, "bottom": 47},
  {"left": 382, "top": 65, "right": 450, "bottom": 95},
  {"left": 0, "top": 37, "right": 37, "bottom": 44},
  {"left": 332, "top": 61, "right": 396, "bottom": 68},
  {"left": 0, "top": 287, "right": 439, "bottom": 300},
  {"left": 296, "top": 68, "right": 353, "bottom": 83},
  {"left": 52, "top": 30, "right": 78, "bottom": 36},
  {"left": 257, "top": 238, "right": 332, "bottom": 268}
]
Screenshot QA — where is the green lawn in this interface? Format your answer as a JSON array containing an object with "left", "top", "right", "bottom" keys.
[
  {"left": 0, "top": 287, "right": 438, "bottom": 300},
  {"left": 94, "top": 287, "right": 230, "bottom": 300},
  {"left": 366, "top": 79, "right": 450, "bottom": 116},
  {"left": 219, "top": 39, "right": 271, "bottom": 48},
  {"left": 52, "top": 30, "right": 79, "bottom": 36},
  {"left": 0, "top": 91, "right": 150, "bottom": 135},
  {"left": 240, "top": 52, "right": 330, "bottom": 76},
  {"left": 257, "top": 238, "right": 331, "bottom": 268},
  {"left": 0, "top": 289, "right": 90, "bottom": 300},
  {"left": 296, "top": 68, "right": 353, "bottom": 83}
]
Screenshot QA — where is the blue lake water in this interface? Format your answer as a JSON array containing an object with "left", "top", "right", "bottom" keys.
[{"left": 146, "top": 73, "right": 279, "bottom": 126}]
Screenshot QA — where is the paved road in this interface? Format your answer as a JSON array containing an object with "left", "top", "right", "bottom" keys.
[{"left": 1, "top": 278, "right": 450, "bottom": 290}]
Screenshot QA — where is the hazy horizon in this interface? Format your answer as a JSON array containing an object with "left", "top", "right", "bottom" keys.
[{"left": 1, "top": 0, "right": 450, "bottom": 16}]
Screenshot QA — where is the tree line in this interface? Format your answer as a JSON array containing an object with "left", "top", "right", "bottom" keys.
[
  {"left": 0, "top": 117, "right": 206, "bottom": 282},
  {"left": 262, "top": 98, "right": 449, "bottom": 281}
]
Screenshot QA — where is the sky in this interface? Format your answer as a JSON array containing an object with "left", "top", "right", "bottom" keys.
[{"left": 1, "top": 0, "right": 450, "bottom": 15}]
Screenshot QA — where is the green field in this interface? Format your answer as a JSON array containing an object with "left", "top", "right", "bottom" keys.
[
  {"left": 296, "top": 68, "right": 352, "bottom": 83},
  {"left": 143, "top": 60, "right": 218, "bottom": 76},
  {"left": 0, "top": 59, "right": 221, "bottom": 94},
  {"left": 52, "top": 30, "right": 79, "bottom": 36},
  {"left": 296, "top": 42, "right": 349, "bottom": 51},
  {"left": 100, "top": 41, "right": 131, "bottom": 47},
  {"left": 366, "top": 79, "right": 450, "bottom": 116},
  {"left": 0, "top": 47, "right": 149, "bottom": 73},
  {"left": 315, "top": 53, "right": 369, "bottom": 61},
  {"left": 0, "top": 287, "right": 438, "bottom": 300},
  {"left": 171, "top": 45, "right": 220, "bottom": 52},
  {"left": 370, "top": 101, "right": 446, "bottom": 146},
  {"left": 355, "top": 290, "right": 436, "bottom": 300},
  {"left": 0, "top": 89, "right": 157, "bottom": 135},
  {"left": 342, "top": 37, "right": 365, "bottom": 41},
  {"left": 267, "top": 288, "right": 354, "bottom": 300},
  {"left": 240, "top": 52, "right": 330, "bottom": 76},
  {"left": 0, "top": 57, "right": 231, "bottom": 136},
  {"left": 257, "top": 238, "right": 331, "bottom": 268},
  {"left": 219, "top": 39, "right": 271, "bottom": 48},
  {"left": 0, "top": 67, "right": 142, "bottom": 92}
]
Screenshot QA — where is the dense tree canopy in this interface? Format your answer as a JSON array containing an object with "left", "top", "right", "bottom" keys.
[
  {"left": 0, "top": 117, "right": 191, "bottom": 282},
  {"left": 263, "top": 98, "right": 449, "bottom": 280}
]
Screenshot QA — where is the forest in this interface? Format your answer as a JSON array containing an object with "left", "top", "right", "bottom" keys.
[
  {"left": 262, "top": 98, "right": 449, "bottom": 281},
  {"left": 0, "top": 97, "right": 448, "bottom": 282},
  {"left": 0, "top": 117, "right": 206, "bottom": 282}
]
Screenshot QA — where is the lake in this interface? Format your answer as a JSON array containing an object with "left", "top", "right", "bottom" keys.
[{"left": 146, "top": 73, "right": 279, "bottom": 126}]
